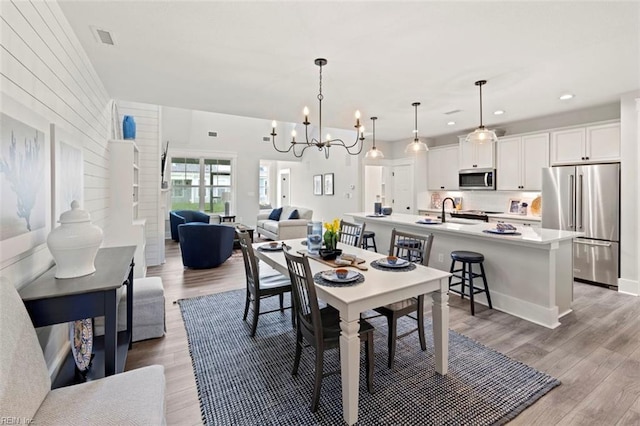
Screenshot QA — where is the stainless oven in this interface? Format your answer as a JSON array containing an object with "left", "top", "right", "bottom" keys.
[{"left": 458, "top": 169, "right": 496, "bottom": 190}]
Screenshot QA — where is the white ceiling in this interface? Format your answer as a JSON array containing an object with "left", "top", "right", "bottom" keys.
[{"left": 58, "top": 1, "right": 640, "bottom": 142}]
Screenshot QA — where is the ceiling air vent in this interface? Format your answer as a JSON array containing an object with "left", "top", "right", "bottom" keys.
[
  {"left": 208, "top": 131, "right": 218, "bottom": 137},
  {"left": 96, "top": 30, "right": 114, "bottom": 45},
  {"left": 262, "top": 137, "right": 270, "bottom": 142},
  {"left": 91, "top": 26, "right": 115, "bottom": 46},
  {"left": 444, "top": 109, "right": 462, "bottom": 115}
]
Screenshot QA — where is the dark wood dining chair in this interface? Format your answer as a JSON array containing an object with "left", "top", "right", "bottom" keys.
[
  {"left": 338, "top": 220, "right": 365, "bottom": 248},
  {"left": 373, "top": 228, "right": 434, "bottom": 368},
  {"left": 283, "top": 248, "right": 375, "bottom": 412},
  {"left": 237, "top": 230, "right": 293, "bottom": 337}
]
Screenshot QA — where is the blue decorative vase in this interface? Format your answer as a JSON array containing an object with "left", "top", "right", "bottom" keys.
[{"left": 122, "top": 115, "right": 136, "bottom": 140}]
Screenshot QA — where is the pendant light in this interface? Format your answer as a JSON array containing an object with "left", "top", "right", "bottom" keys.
[
  {"left": 405, "top": 102, "right": 429, "bottom": 153},
  {"left": 364, "top": 116, "right": 384, "bottom": 159},
  {"left": 465, "top": 80, "right": 498, "bottom": 144}
]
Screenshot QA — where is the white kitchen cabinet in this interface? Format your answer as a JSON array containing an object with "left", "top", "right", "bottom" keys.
[
  {"left": 550, "top": 122, "right": 620, "bottom": 165},
  {"left": 427, "top": 145, "right": 459, "bottom": 190},
  {"left": 105, "top": 139, "right": 146, "bottom": 278},
  {"left": 458, "top": 136, "right": 495, "bottom": 169},
  {"left": 496, "top": 133, "right": 549, "bottom": 191}
]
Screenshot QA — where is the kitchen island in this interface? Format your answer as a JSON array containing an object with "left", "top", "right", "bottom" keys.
[{"left": 348, "top": 212, "right": 583, "bottom": 329}]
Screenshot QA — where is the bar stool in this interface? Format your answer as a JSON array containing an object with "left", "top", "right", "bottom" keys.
[
  {"left": 361, "top": 231, "right": 377, "bottom": 252},
  {"left": 448, "top": 251, "right": 492, "bottom": 316}
]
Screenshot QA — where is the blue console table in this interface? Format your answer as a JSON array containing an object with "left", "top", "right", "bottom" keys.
[{"left": 19, "top": 246, "right": 136, "bottom": 388}]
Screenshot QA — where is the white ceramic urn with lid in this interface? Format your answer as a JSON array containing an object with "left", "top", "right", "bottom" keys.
[{"left": 47, "top": 200, "right": 103, "bottom": 279}]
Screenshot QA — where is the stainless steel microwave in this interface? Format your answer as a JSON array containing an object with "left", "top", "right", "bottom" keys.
[{"left": 458, "top": 169, "right": 496, "bottom": 190}]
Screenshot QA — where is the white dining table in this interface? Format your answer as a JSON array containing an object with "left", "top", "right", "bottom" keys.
[{"left": 253, "top": 238, "right": 451, "bottom": 425}]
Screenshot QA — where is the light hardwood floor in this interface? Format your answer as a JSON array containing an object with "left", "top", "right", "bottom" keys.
[{"left": 127, "top": 240, "right": 640, "bottom": 425}]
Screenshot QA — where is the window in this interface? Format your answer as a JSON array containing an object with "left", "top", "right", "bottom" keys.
[
  {"left": 259, "top": 163, "right": 271, "bottom": 209},
  {"left": 170, "top": 156, "right": 234, "bottom": 213}
]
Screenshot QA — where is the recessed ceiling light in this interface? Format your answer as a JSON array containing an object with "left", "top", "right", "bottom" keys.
[
  {"left": 493, "top": 110, "right": 505, "bottom": 115},
  {"left": 559, "top": 93, "right": 574, "bottom": 100},
  {"left": 447, "top": 121, "right": 456, "bottom": 126}
]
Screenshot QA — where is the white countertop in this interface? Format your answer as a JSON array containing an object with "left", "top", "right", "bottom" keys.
[
  {"left": 349, "top": 212, "right": 581, "bottom": 245},
  {"left": 417, "top": 208, "right": 541, "bottom": 222}
]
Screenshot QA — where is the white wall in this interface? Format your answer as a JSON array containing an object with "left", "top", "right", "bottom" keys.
[
  {"left": 0, "top": 0, "right": 111, "bottom": 372},
  {"left": 161, "top": 106, "right": 363, "bottom": 227},
  {"left": 619, "top": 91, "right": 639, "bottom": 293}
]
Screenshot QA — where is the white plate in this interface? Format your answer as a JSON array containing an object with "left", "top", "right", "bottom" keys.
[
  {"left": 259, "top": 243, "right": 282, "bottom": 251},
  {"left": 376, "top": 258, "right": 410, "bottom": 268},
  {"left": 486, "top": 228, "right": 518, "bottom": 235},
  {"left": 320, "top": 270, "right": 360, "bottom": 283},
  {"left": 416, "top": 219, "right": 441, "bottom": 225}
]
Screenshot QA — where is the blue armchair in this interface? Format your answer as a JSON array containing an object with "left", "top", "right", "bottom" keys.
[
  {"left": 170, "top": 210, "right": 210, "bottom": 241},
  {"left": 178, "top": 223, "right": 235, "bottom": 269}
]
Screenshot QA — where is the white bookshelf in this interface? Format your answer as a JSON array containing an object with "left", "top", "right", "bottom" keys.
[{"left": 105, "top": 139, "right": 146, "bottom": 278}]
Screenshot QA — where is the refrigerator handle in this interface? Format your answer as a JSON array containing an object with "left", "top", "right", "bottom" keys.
[
  {"left": 574, "top": 239, "right": 612, "bottom": 247},
  {"left": 578, "top": 174, "right": 583, "bottom": 230},
  {"left": 569, "top": 174, "right": 575, "bottom": 229}
]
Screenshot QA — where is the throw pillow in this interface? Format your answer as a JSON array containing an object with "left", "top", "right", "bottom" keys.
[
  {"left": 288, "top": 209, "right": 299, "bottom": 220},
  {"left": 268, "top": 207, "right": 283, "bottom": 221}
]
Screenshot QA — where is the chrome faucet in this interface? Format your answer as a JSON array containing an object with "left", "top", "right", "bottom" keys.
[{"left": 441, "top": 197, "right": 456, "bottom": 223}]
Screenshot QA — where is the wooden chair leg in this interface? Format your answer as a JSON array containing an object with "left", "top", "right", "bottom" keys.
[
  {"left": 243, "top": 290, "right": 250, "bottom": 320},
  {"left": 311, "top": 349, "right": 325, "bottom": 413},
  {"left": 468, "top": 262, "right": 475, "bottom": 316},
  {"left": 417, "top": 296, "right": 426, "bottom": 351},
  {"left": 460, "top": 262, "right": 467, "bottom": 300},
  {"left": 387, "top": 314, "right": 398, "bottom": 369},
  {"left": 250, "top": 298, "right": 260, "bottom": 337},
  {"left": 480, "top": 262, "right": 493, "bottom": 309},
  {"left": 366, "top": 332, "right": 375, "bottom": 393},
  {"left": 292, "top": 327, "right": 303, "bottom": 376}
]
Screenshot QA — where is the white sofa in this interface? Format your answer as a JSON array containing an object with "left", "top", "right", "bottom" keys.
[
  {"left": 256, "top": 206, "right": 313, "bottom": 240},
  {"left": 0, "top": 278, "right": 166, "bottom": 425}
]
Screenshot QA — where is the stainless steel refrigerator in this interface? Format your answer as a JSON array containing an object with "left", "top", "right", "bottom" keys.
[{"left": 542, "top": 163, "right": 620, "bottom": 287}]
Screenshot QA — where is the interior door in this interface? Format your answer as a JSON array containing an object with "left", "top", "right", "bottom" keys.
[
  {"left": 278, "top": 169, "right": 290, "bottom": 208},
  {"left": 392, "top": 164, "right": 413, "bottom": 214},
  {"left": 363, "top": 165, "right": 384, "bottom": 213}
]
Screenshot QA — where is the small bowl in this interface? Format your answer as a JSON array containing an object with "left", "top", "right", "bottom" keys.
[
  {"left": 335, "top": 268, "right": 349, "bottom": 279},
  {"left": 268, "top": 242, "right": 279, "bottom": 248},
  {"left": 386, "top": 256, "right": 398, "bottom": 265},
  {"left": 319, "top": 248, "right": 342, "bottom": 260}
]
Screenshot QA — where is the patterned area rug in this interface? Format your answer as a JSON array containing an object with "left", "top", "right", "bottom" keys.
[{"left": 178, "top": 290, "right": 559, "bottom": 425}]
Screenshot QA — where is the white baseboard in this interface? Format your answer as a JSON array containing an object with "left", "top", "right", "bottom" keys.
[
  {"left": 618, "top": 278, "right": 639, "bottom": 296},
  {"left": 49, "top": 340, "right": 70, "bottom": 380},
  {"left": 451, "top": 290, "right": 561, "bottom": 329}
]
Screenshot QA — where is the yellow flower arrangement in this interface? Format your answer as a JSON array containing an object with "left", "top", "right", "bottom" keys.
[{"left": 323, "top": 218, "right": 340, "bottom": 251}]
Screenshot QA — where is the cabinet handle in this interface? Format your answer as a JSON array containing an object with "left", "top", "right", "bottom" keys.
[
  {"left": 440, "top": 186, "right": 444, "bottom": 189},
  {"left": 586, "top": 156, "right": 589, "bottom": 160}
]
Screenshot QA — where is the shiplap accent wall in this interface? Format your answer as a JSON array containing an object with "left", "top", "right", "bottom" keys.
[
  {"left": 0, "top": 1, "right": 111, "bottom": 281},
  {"left": 116, "top": 100, "right": 163, "bottom": 267},
  {"left": 0, "top": 0, "right": 112, "bottom": 372}
]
